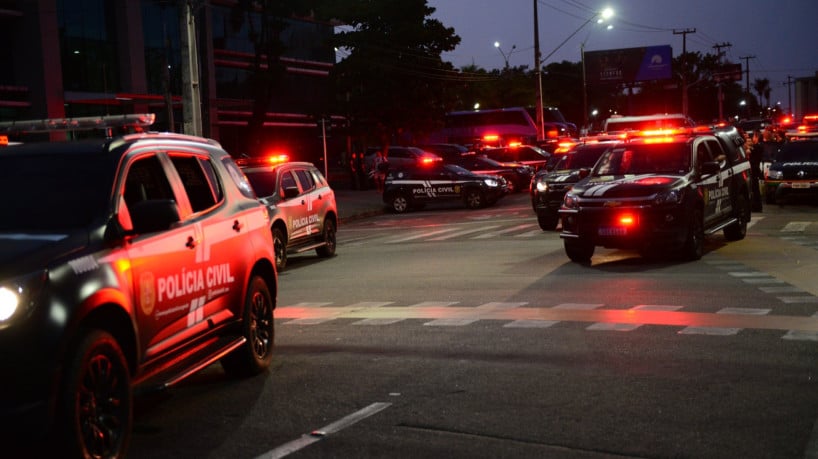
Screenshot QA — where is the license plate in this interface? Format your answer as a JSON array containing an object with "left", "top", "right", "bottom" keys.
[
  {"left": 791, "top": 182, "right": 810, "bottom": 189},
  {"left": 598, "top": 227, "right": 627, "bottom": 236}
]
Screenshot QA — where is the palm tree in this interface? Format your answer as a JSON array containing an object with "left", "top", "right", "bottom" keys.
[{"left": 753, "top": 78, "right": 771, "bottom": 113}]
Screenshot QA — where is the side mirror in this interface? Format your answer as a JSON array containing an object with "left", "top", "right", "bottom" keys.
[
  {"left": 578, "top": 168, "right": 591, "bottom": 179},
  {"left": 129, "top": 199, "right": 181, "bottom": 234}
]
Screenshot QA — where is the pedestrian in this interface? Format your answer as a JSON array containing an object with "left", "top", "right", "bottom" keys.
[
  {"left": 748, "top": 129, "right": 764, "bottom": 212},
  {"left": 348, "top": 152, "right": 359, "bottom": 190},
  {"left": 355, "top": 149, "right": 368, "bottom": 190},
  {"left": 373, "top": 150, "right": 389, "bottom": 193}
]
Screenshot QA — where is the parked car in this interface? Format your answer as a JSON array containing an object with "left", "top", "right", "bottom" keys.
[
  {"left": 365, "top": 146, "right": 442, "bottom": 171},
  {"left": 238, "top": 157, "right": 338, "bottom": 271},
  {"left": 383, "top": 163, "right": 506, "bottom": 213},
  {"left": 764, "top": 138, "right": 818, "bottom": 204},
  {"left": 449, "top": 153, "right": 533, "bottom": 193}
]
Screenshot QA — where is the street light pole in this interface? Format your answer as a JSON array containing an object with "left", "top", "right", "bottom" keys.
[
  {"left": 539, "top": 7, "right": 613, "bottom": 135},
  {"left": 494, "top": 41, "right": 516, "bottom": 69},
  {"left": 533, "top": 0, "right": 543, "bottom": 140}
]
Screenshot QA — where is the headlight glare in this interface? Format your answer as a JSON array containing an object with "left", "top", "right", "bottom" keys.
[
  {"left": 484, "top": 178, "right": 499, "bottom": 187},
  {"left": 0, "top": 287, "right": 20, "bottom": 322},
  {"left": 767, "top": 170, "right": 783, "bottom": 180}
]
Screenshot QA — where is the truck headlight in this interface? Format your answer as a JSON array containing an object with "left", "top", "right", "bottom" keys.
[
  {"left": 767, "top": 169, "right": 783, "bottom": 180},
  {"left": 563, "top": 192, "right": 579, "bottom": 210},
  {"left": 484, "top": 178, "right": 499, "bottom": 187},
  {"left": 535, "top": 179, "right": 548, "bottom": 192},
  {"left": 654, "top": 189, "right": 682, "bottom": 205},
  {"left": 0, "top": 287, "right": 19, "bottom": 321}
]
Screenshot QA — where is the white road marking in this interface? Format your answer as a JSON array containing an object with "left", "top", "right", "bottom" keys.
[{"left": 256, "top": 402, "right": 392, "bottom": 459}]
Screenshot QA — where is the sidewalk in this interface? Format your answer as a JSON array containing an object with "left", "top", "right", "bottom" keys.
[{"left": 334, "top": 188, "right": 386, "bottom": 223}]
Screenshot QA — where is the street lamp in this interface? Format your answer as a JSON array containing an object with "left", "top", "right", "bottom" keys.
[
  {"left": 494, "top": 41, "right": 516, "bottom": 69},
  {"left": 536, "top": 7, "right": 613, "bottom": 136}
]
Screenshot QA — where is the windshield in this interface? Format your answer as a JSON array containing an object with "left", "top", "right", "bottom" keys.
[
  {"left": 559, "top": 145, "right": 612, "bottom": 169},
  {"left": 593, "top": 143, "right": 691, "bottom": 176},
  {"left": 0, "top": 151, "right": 114, "bottom": 231},
  {"left": 777, "top": 142, "right": 818, "bottom": 162}
]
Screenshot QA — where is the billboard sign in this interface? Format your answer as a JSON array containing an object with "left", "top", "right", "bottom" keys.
[{"left": 584, "top": 46, "right": 673, "bottom": 84}]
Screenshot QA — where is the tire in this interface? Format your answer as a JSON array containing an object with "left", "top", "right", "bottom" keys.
[
  {"left": 724, "top": 193, "right": 749, "bottom": 241},
  {"left": 390, "top": 193, "right": 410, "bottom": 213},
  {"left": 564, "top": 238, "right": 594, "bottom": 263},
  {"left": 537, "top": 210, "right": 559, "bottom": 231},
  {"left": 272, "top": 227, "right": 287, "bottom": 271},
  {"left": 680, "top": 208, "right": 704, "bottom": 260},
  {"left": 221, "top": 275, "right": 275, "bottom": 377},
  {"left": 315, "top": 219, "right": 337, "bottom": 258},
  {"left": 58, "top": 330, "right": 132, "bottom": 459},
  {"left": 464, "top": 189, "right": 484, "bottom": 209}
]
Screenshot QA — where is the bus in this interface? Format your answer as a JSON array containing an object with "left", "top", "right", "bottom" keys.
[{"left": 429, "top": 107, "right": 575, "bottom": 150}]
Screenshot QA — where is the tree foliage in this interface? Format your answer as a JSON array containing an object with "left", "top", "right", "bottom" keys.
[{"left": 323, "top": 0, "right": 460, "bottom": 146}]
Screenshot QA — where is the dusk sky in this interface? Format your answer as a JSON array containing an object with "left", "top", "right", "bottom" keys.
[{"left": 427, "top": 0, "right": 818, "bottom": 114}]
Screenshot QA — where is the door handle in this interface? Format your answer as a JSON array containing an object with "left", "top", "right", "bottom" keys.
[
  {"left": 233, "top": 220, "right": 243, "bottom": 232},
  {"left": 185, "top": 236, "right": 197, "bottom": 249}
]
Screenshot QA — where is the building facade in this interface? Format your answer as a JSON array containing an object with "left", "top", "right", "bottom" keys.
[{"left": 0, "top": 0, "right": 342, "bottom": 166}]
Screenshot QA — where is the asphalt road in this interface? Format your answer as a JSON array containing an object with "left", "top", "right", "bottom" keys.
[{"left": 129, "top": 193, "right": 818, "bottom": 459}]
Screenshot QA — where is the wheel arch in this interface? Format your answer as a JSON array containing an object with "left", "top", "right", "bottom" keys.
[{"left": 249, "top": 258, "right": 277, "bottom": 306}]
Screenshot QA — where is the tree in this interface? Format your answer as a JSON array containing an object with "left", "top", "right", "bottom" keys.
[
  {"left": 228, "top": 0, "right": 318, "bottom": 149},
  {"left": 324, "top": 0, "right": 460, "bottom": 147},
  {"left": 753, "top": 78, "right": 771, "bottom": 112}
]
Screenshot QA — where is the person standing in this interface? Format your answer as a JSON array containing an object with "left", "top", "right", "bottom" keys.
[
  {"left": 373, "top": 150, "right": 389, "bottom": 193},
  {"left": 348, "top": 152, "right": 359, "bottom": 190},
  {"left": 748, "top": 130, "right": 764, "bottom": 212},
  {"left": 355, "top": 150, "right": 368, "bottom": 190}
]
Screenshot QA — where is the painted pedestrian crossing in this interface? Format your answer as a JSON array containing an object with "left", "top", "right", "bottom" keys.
[{"left": 276, "top": 300, "right": 818, "bottom": 341}]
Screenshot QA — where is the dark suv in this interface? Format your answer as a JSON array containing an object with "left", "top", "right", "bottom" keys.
[
  {"left": 531, "top": 141, "right": 615, "bottom": 230},
  {"left": 559, "top": 128, "right": 752, "bottom": 262},
  {"left": 383, "top": 163, "right": 506, "bottom": 213},
  {"left": 239, "top": 158, "right": 338, "bottom": 271},
  {"left": 0, "top": 132, "right": 277, "bottom": 457}
]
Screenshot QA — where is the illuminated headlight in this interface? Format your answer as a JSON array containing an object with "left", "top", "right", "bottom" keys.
[
  {"left": 767, "top": 169, "right": 783, "bottom": 180},
  {"left": 563, "top": 192, "right": 580, "bottom": 209},
  {"left": 0, "top": 287, "right": 19, "bottom": 321},
  {"left": 484, "top": 178, "right": 499, "bottom": 187},
  {"left": 0, "top": 271, "right": 46, "bottom": 325},
  {"left": 654, "top": 189, "right": 682, "bottom": 205},
  {"left": 535, "top": 179, "right": 548, "bottom": 192}
]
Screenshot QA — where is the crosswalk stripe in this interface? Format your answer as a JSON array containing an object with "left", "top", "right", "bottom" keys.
[
  {"left": 679, "top": 307, "right": 771, "bottom": 336},
  {"left": 428, "top": 225, "right": 500, "bottom": 241}
]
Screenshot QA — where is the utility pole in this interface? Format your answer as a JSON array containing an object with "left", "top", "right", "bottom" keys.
[
  {"left": 180, "top": 0, "right": 203, "bottom": 137},
  {"left": 739, "top": 55, "right": 756, "bottom": 96},
  {"left": 673, "top": 28, "right": 695, "bottom": 117},
  {"left": 784, "top": 75, "right": 794, "bottom": 116},
  {"left": 712, "top": 42, "right": 731, "bottom": 121},
  {"left": 533, "top": 0, "right": 544, "bottom": 141},
  {"left": 712, "top": 42, "right": 732, "bottom": 60}
]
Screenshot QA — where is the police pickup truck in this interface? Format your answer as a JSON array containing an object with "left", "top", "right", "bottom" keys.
[
  {"left": 238, "top": 157, "right": 338, "bottom": 271},
  {"left": 0, "top": 124, "right": 277, "bottom": 458},
  {"left": 383, "top": 163, "right": 507, "bottom": 213},
  {"left": 559, "top": 127, "right": 752, "bottom": 262}
]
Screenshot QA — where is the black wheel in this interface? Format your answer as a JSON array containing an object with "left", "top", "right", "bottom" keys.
[
  {"left": 537, "top": 210, "right": 559, "bottom": 231},
  {"left": 315, "top": 219, "right": 337, "bottom": 258},
  {"left": 272, "top": 227, "right": 287, "bottom": 271},
  {"left": 59, "top": 330, "right": 132, "bottom": 459},
  {"left": 464, "top": 189, "right": 484, "bottom": 209},
  {"left": 222, "top": 275, "right": 275, "bottom": 377},
  {"left": 680, "top": 208, "right": 704, "bottom": 260},
  {"left": 564, "top": 238, "right": 594, "bottom": 263},
  {"left": 724, "top": 193, "right": 749, "bottom": 241},
  {"left": 390, "top": 193, "right": 410, "bottom": 213}
]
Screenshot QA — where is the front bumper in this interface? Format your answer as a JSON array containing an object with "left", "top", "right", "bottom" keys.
[{"left": 559, "top": 204, "right": 689, "bottom": 251}]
